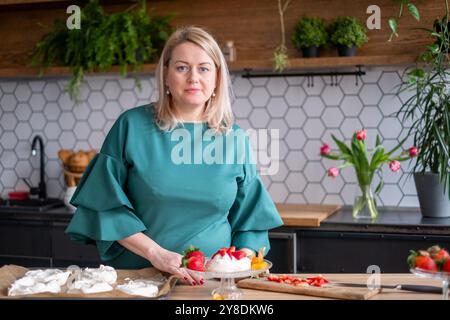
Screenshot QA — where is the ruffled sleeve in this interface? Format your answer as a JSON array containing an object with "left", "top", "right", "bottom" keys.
[
  {"left": 228, "top": 133, "right": 284, "bottom": 254},
  {"left": 65, "top": 113, "right": 147, "bottom": 261}
]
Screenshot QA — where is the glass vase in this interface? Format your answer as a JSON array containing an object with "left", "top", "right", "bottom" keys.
[{"left": 353, "top": 184, "right": 378, "bottom": 221}]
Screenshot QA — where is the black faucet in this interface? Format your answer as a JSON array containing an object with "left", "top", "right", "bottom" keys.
[{"left": 29, "top": 135, "right": 47, "bottom": 200}]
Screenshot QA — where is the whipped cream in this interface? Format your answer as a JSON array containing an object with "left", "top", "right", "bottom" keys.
[{"left": 206, "top": 253, "right": 251, "bottom": 273}]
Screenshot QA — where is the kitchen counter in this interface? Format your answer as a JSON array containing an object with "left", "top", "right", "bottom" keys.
[
  {"left": 169, "top": 273, "right": 444, "bottom": 300},
  {"left": 3, "top": 205, "right": 450, "bottom": 231}
]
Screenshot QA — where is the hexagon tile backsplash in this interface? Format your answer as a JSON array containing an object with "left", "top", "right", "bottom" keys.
[{"left": 0, "top": 66, "right": 419, "bottom": 207}]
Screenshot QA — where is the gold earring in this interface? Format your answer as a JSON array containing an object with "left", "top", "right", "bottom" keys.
[{"left": 212, "top": 92, "right": 216, "bottom": 97}]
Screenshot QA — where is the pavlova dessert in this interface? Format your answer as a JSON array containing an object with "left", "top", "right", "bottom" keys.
[
  {"left": 181, "top": 245, "right": 270, "bottom": 273},
  {"left": 206, "top": 246, "right": 251, "bottom": 273}
]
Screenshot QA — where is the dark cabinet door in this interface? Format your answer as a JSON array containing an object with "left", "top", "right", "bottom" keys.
[
  {"left": 51, "top": 222, "right": 102, "bottom": 267},
  {"left": 267, "top": 231, "right": 297, "bottom": 273},
  {"left": 0, "top": 219, "right": 51, "bottom": 258},
  {"left": 298, "top": 231, "right": 450, "bottom": 273}
]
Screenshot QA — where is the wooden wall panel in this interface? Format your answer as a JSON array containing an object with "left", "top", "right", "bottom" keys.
[{"left": 0, "top": 0, "right": 445, "bottom": 70}]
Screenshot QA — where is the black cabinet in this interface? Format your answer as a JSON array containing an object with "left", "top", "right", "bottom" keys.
[
  {"left": 292, "top": 208, "right": 450, "bottom": 273},
  {"left": 0, "top": 219, "right": 52, "bottom": 267},
  {"left": 297, "top": 230, "right": 450, "bottom": 273},
  {"left": 267, "top": 231, "right": 297, "bottom": 273},
  {"left": 51, "top": 222, "right": 102, "bottom": 267},
  {"left": 0, "top": 215, "right": 101, "bottom": 268}
]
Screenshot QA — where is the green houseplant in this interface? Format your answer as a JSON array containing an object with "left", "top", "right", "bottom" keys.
[
  {"left": 291, "top": 16, "right": 328, "bottom": 58},
  {"left": 328, "top": 16, "right": 368, "bottom": 57},
  {"left": 396, "top": 1, "right": 450, "bottom": 217},
  {"left": 272, "top": 0, "right": 291, "bottom": 72},
  {"left": 31, "top": 0, "right": 173, "bottom": 101}
]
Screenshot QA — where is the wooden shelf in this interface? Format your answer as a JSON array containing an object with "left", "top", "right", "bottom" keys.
[
  {"left": 0, "top": 54, "right": 418, "bottom": 78},
  {"left": 0, "top": 0, "right": 133, "bottom": 5},
  {"left": 228, "top": 54, "right": 418, "bottom": 71}
]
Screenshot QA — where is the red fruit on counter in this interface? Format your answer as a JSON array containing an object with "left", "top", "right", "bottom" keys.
[
  {"left": 407, "top": 250, "right": 438, "bottom": 272},
  {"left": 427, "top": 245, "right": 450, "bottom": 263},
  {"left": 443, "top": 259, "right": 450, "bottom": 273}
]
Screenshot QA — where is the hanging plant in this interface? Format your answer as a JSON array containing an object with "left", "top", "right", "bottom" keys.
[
  {"left": 273, "top": 0, "right": 291, "bottom": 72},
  {"left": 31, "top": 0, "right": 174, "bottom": 102}
]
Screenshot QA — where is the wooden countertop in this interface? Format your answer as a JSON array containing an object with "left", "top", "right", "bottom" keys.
[
  {"left": 276, "top": 203, "right": 341, "bottom": 227},
  {"left": 169, "top": 273, "right": 443, "bottom": 300}
]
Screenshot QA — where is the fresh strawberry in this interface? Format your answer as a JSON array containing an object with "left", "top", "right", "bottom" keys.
[
  {"left": 232, "top": 250, "right": 247, "bottom": 260},
  {"left": 428, "top": 245, "right": 450, "bottom": 264},
  {"left": 407, "top": 250, "right": 438, "bottom": 272},
  {"left": 183, "top": 257, "right": 205, "bottom": 272},
  {"left": 181, "top": 245, "right": 205, "bottom": 271},
  {"left": 183, "top": 245, "right": 205, "bottom": 263},
  {"left": 443, "top": 259, "right": 450, "bottom": 273}
]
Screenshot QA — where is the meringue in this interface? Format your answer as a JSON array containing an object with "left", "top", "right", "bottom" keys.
[{"left": 206, "top": 253, "right": 251, "bottom": 273}]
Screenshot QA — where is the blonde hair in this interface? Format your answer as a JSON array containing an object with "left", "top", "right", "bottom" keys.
[{"left": 154, "top": 26, "right": 234, "bottom": 133}]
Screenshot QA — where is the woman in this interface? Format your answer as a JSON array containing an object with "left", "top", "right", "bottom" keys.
[{"left": 66, "top": 26, "right": 283, "bottom": 286}]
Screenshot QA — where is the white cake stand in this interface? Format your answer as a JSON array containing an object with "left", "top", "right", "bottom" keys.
[{"left": 187, "top": 260, "right": 272, "bottom": 300}]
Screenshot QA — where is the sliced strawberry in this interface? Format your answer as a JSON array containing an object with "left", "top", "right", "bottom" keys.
[
  {"left": 212, "top": 247, "right": 228, "bottom": 259},
  {"left": 232, "top": 250, "right": 247, "bottom": 260}
]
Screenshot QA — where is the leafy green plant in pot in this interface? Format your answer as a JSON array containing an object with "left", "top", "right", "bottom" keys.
[
  {"left": 31, "top": 0, "right": 173, "bottom": 102},
  {"left": 328, "top": 16, "right": 368, "bottom": 57},
  {"left": 396, "top": 5, "right": 450, "bottom": 218},
  {"left": 291, "top": 16, "right": 328, "bottom": 58}
]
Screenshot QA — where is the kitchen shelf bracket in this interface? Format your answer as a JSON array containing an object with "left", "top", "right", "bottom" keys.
[{"left": 241, "top": 65, "right": 366, "bottom": 87}]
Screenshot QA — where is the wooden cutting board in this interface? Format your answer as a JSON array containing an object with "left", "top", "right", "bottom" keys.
[
  {"left": 237, "top": 278, "right": 380, "bottom": 300},
  {"left": 276, "top": 203, "right": 341, "bottom": 227}
]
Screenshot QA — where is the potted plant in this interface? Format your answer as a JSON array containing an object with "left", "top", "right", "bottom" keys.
[
  {"left": 396, "top": 8, "right": 450, "bottom": 218},
  {"left": 328, "top": 16, "right": 368, "bottom": 57},
  {"left": 291, "top": 16, "right": 328, "bottom": 58},
  {"left": 31, "top": 0, "right": 173, "bottom": 101}
]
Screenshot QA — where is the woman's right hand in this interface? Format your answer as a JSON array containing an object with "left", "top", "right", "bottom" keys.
[{"left": 147, "top": 246, "right": 204, "bottom": 286}]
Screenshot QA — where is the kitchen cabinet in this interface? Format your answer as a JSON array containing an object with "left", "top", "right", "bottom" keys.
[
  {"left": 289, "top": 207, "right": 450, "bottom": 273},
  {"left": 1, "top": 206, "right": 449, "bottom": 274},
  {"left": 0, "top": 210, "right": 102, "bottom": 268}
]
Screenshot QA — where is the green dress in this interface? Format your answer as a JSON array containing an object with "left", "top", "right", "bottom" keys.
[{"left": 66, "top": 104, "right": 283, "bottom": 269}]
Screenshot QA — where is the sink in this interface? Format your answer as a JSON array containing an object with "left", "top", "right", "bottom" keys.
[{"left": 0, "top": 198, "right": 65, "bottom": 212}]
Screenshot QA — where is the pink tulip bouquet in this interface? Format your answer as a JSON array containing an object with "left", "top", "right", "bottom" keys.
[{"left": 320, "top": 129, "right": 417, "bottom": 219}]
